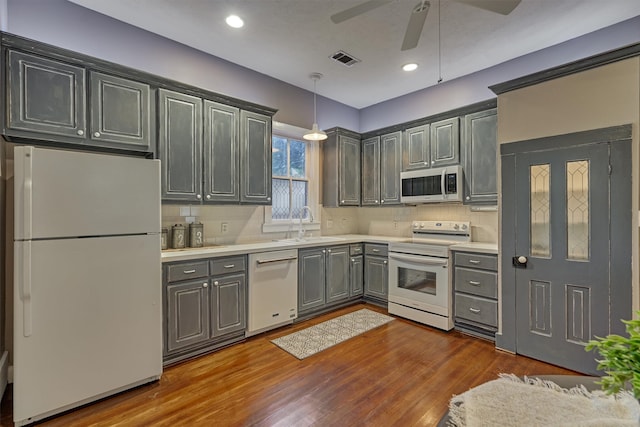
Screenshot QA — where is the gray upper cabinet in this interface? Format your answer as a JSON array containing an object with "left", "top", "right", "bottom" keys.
[
  {"left": 380, "top": 131, "right": 402, "bottom": 204},
  {"left": 158, "top": 89, "right": 203, "bottom": 202},
  {"left": 430, "top": 117, "right": 460, "bottom": 167},
  {"left": 240, "top": 110, "right": 272, "bottom": 204},
  {"left": 361, "top": 136, "right": 380, "bottom": 206},
  {"left": 323, "top": 128, "right": 361, "bottom": 207},
  {"left": 8, "top": 50, "right": 86, "bottom": 141},
  {"left": 462, "top": 109, "right": 498, "bottom": 204},
  {"left": 89, "top": 71, "right": 153, "bottom": 152},
  {"left": 403, "top": 124, "right": 430, "bottom": 171},
  {"left": 6, "top": 50, "right": 153, "bottom": 153},
  {"left": 362, "top": 132, "right": 402, "bottom": 206},
  {"left": 204, "top": 101, "right": 240, "bottom": 203}
]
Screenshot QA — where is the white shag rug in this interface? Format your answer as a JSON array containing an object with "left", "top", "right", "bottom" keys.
[
  {"left": 271, "top": 308, "right": 394, "bottom": 359},
  {"left": 449, "top": 373, "right": 640, "bottom": 427}
]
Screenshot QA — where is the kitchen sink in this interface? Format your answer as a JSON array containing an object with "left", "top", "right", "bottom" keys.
[{"left": 274, "top": 236, "right": 347, "bottom": 244}]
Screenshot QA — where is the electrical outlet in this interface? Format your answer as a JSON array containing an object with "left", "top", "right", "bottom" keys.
[
  {"left": 394, "top": 221, "right": 398, "bottom": 229},
  {"left": 221, "top": 223, "right": 229, "bottom": 234}
]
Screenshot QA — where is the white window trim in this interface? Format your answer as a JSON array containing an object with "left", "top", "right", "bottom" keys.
[{"left": 263, "top": 121, "right": 321, "bottom": 234}]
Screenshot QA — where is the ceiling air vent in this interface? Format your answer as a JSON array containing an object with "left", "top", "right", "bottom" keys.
[{"left": 330, "top": 50, "right": 360, "bottom": 67}]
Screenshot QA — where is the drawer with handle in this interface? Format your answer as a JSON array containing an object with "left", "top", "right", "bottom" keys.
[
  {"left": 454, "top": 267, "right": 497, "bottom": 299},
  {"left": 210, "top": 256, "right": 246, "bottom": 276},
  {"left": 365, "top": 243, "right": 388, "bottom": 257},
  {"left": 350, "top": 244, "right": 363, "bottom": 256},
  {"left": 166, "top": 261, "right": 209, "bottom": 282},
  {"left": 454, "top": 293, "right": 497, "bottom": 328},
  {"left": 454, "top": 252, "right": 497, "bottom": 270}
]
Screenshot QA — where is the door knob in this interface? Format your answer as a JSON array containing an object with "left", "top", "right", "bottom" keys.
[{"left": 512, "top": 255, "right": 528, "bottom": 268}]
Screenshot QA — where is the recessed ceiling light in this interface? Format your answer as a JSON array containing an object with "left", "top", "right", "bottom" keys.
[
  {"left": 402, "top": 63, "right": 418, "bottom": 72},
  {"left": 226, "top": 15, "right": 244, "bottom": 28}
]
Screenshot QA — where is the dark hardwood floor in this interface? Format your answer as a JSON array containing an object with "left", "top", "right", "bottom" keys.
[{"left": 0, "top": 303, "right": 577, "bottom": 426}]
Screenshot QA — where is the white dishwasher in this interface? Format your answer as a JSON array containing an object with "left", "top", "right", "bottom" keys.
[{"left": 247, "top": 249, "right": 298, "bottom": 337}]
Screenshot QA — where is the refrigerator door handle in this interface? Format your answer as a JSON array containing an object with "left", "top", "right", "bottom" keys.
[
  {"left": 22, "top": 147, "right": 34, "bottom": 240},
  {"left": 21, "top": 241, "right": 33, "bottom": 337}
]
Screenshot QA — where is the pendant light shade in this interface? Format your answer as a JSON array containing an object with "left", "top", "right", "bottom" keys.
[{"left": 303, "top": 73, "right": 327, "bottom": 141}]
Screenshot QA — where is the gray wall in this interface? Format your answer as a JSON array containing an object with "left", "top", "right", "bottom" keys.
[
  {"left": 5, "top": 0, "right": 360, "bottom": 132},
  {"left": 359, "top": 15, "right": 640, "bottom": 132}
]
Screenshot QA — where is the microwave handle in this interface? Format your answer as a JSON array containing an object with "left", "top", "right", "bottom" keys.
[{"left": 441, "top": 169, "right": 446, "bottom": 197}]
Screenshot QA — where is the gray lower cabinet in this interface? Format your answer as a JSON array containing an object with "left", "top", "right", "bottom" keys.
[
  {"left": 362, "top": 132, "right": 402, "bottom": 206},
  {"left": 364, "top": 244, "right": 388, "bottom": 303},
  {"left": 462, "top": 109, "right": 498, "bottom": 204},
  {"left": 430, "top": 117, "right": 460, "bottom": 167},
  {"left": 350, "top": 244, "right": 364, "bottom": 296},
  {"left": 159, "top": 89, "right": 271, "bottom": 205},
  {"left": 298, "top": 245, "right": 351, "bottom": 315},
  {"left": 453, "top": 251, "right": 498, "bottom": 340},
  {"left": 6, "top": 50, "right": 153, "bottom": 153},
  {"left": 163, "top": 256, "right": 247, "bottom": 364},
  {"left": 323, "top": 128, "right": 361, "bottom": 207}
]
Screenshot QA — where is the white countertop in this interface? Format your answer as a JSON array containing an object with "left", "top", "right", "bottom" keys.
[
  {"left": 161, "top": 234, "right": 409, "bottom": 263},
  {"left": 449, "top": 242, "right": 499, "bottom": 254}
]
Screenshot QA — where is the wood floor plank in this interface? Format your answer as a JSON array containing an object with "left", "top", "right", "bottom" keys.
[{"left": 0, "top": 303, "right": 579, "bottom": 426}]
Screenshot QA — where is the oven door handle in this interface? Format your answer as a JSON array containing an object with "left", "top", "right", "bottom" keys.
[
  {"left": 389, "top": 252, "right": 448, "bottom": 266},
  {"left": 441, "top": 169, "right": 446, "bottom": 197}
]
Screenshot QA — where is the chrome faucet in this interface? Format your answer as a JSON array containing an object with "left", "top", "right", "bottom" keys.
[{"left": 298, "top": 206, "right": 314, "bottom": 241}]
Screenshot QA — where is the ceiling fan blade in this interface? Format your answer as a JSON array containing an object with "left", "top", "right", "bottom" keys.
[
  {"left": 401, "top": 1, "right": 430, "bottom": 51},
  {"left": 330, "top": 0, "right": 393, "bottom": 24},
  {"left": 454, "top": 0, "right": 521, "bottom": 15}
]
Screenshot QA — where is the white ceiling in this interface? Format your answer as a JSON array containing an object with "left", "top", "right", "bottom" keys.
[{"left": 68, "top": 0, "right": 640, "bottom": 109}]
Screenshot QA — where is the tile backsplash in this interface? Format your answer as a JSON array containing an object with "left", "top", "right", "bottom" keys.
[{"left": 162, "top": 203, "right": 498, "bottom": 246}]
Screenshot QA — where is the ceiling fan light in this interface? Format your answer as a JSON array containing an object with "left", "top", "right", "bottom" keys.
[
  {"left": 303, "top": 123, "right": 328, "bottom": 141},
  {"left": 225, "top": 15, "right": 244, "bottom": 28},
  {"left": 402, "top": 63, "right": 419, "bottom": 72}
]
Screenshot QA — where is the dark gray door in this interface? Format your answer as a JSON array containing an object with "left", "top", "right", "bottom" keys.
[
  {"left": 8, "top": 50, "right": 86, "bottom": 140},
  {"left": 240, "top": 110, "right": 272, "bottom": 204},
  {"left": 89, "top": 71, "right": 152, "bottom": 152},
  {"left": 298, "top": 248, "right": 326, "bottom": 313},
  {"left": 204, "top": 100, "right": 239, "bottom": 203},
  {"left": 380, "top": 131, "right": 402, "bottom": 205},
  {"left": 361, "top": 136, "right": 380, "bottom": 206},
  {"left": 211, "top": 273, "right": 246, "bottom": 336},
  {"left": 462, "top": 109, "right": 497, "bottom": 204},
  {"left": 350, "top": 255, "right": 364, "bottom": 296},
  {"left": 326, "top": 246, "right": 350, "bottom": 303},
  {"left": 403, "top": 124, "right": 430, "bottom": 171},
  {"left": 158, "top": 89, "right": 203, "bottom": 201},
  {"left": 514, "top": 143, "right": 609, "bottom": 374},
  {"left": 166, "top": 280, "right": 210, "bottom": 353},
  {"left": 364, "top": 256, "right": 388, "bottom": 301},
  {"left": 430, "top": 117, "right": 459, "bottom": 167},
  {"left": 339, "top": 135, "right": 361, "bottom": 206}
]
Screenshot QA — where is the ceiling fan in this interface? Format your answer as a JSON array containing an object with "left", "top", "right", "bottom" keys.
[{"left": 330, "top": 0, "right": 522, "bottom": 51}]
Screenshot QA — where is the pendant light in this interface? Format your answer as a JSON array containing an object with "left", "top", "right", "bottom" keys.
[{"left": 303, "top": 72, "right": 327, "bottom": 141}]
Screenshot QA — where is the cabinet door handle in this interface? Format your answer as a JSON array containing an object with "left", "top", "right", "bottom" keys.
[
  {"left": 206, "top": 195, "right": 212, "bottom": 200},
  {"left": 468, "top": 260, "right": 481, "bottom": 264},
  {"left": 196, "top": 194, "right": 202, "bottom": 200},
  {"left": 351, "top": 258, "right": 355, "bottom": 262},
  {"left": 93, "top": 131, "right": 101, "bottom": 138},
  {"left": 213, "top": 281, "right": 219, "bottom": 286},
  {"left": 469, "top": 307, "right": 481, "bottom": 314},
  {"left": 468, "top": 280, "right": 481, "bottom": 286},
  {"left": 383, "top": 260, "right": 387, "bottom": 265},
  {"left": 372, "top": 249, "right": 380, "bottom": 253},
  {"left": 202, "top": 282, "right": 208, "bottom": 288},
  {"left": 224, "top": 264, "right": 235, "bottom": 269},
  {"left": 327, "top": 249, "right": 331, "bottom": 253},
  {"left": 183, "top": 269, "right": 196, "bottom": 274},
  {"left": 77, "top": 129, "right": 85, "bottom": 136}
]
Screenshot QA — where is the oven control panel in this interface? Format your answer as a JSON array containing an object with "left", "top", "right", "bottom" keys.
[{"left": 412, "top": 221, "right": 470, "bottom": 234}]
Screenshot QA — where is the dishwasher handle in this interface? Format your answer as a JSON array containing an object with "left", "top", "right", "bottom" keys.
[{"left": 256, "top": 256, "right": 298, "bottom": 265}]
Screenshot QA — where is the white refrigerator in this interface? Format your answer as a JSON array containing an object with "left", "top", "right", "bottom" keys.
[{"left": 12, "top": 146, "right": 163, "bottom": 426}]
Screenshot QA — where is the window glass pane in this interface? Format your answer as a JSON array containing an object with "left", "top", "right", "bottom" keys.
[
  {"left": 272, "top": 137, "right": 288, "bottom": 177},
  {"left": 290, "top": 139, "right": 306, "bottom": 178},
  {"left": 567, "top": 160, "right": 589, "bottom": 261},
  {"left": 272, "top": 178, "right": 290, "bottom": 220},
  {"left": 530, "top": 164, "right": 550, "bottom": 258},
  {"left": 291, "top": 180, "right": 308, "bottom": 220}
]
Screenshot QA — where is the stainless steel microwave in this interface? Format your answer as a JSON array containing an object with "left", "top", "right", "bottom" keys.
[{"left": 400, "top": 165, "right": 463, "bottom": 204}]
